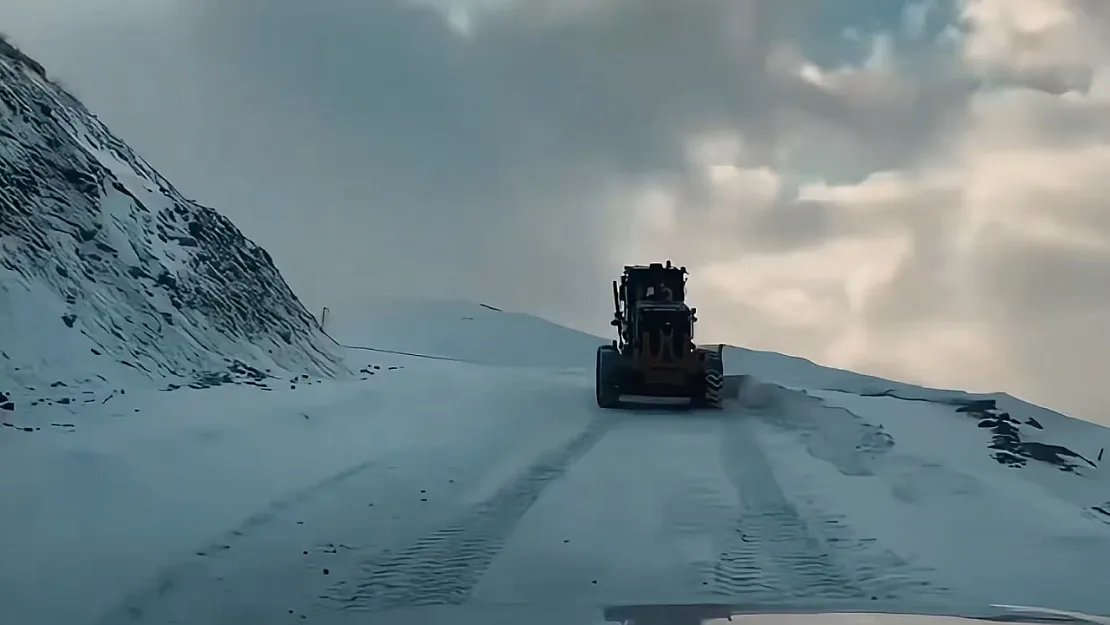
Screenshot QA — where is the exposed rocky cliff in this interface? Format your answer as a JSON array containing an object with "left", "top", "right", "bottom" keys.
[{"left": 0, "top": 39, "right": 345, "bottom": 390}]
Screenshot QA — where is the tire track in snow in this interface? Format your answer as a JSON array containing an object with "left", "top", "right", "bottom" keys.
[
  {"left": 320, "top": 415, "right": 614, "bottom": 611},
  {"left": 94, "top": 457, "right": 385, "bottom": 625},
  {"left": 711, "top": 413, "right": 950, "bottom": 603}
]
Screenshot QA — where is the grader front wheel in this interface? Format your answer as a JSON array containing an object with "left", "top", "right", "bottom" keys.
[{"left": 595, "top": 345, "right": 621, "bottom": 409}]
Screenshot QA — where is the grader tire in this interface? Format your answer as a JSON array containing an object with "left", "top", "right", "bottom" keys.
[
  {"left": 596, "top": 345, "right": 621, "bottom": 409},
  {"left": 699, "top": 352, "right": 725, "bottom": 409}
]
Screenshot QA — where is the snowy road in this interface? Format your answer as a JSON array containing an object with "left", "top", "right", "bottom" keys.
[
  {"left": 7, "top": 300, "right": 1110, "bottom": 625},
  {"left": 85, "top": 366, "right": 955, "bottom": 625}
]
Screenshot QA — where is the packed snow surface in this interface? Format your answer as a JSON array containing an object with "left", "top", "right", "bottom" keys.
[{"left": 3, "top": 300, "right": 1110, "bottom": 625}]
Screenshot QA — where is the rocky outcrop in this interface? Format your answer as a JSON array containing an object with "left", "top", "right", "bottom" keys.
[{"left": 0, "top": 40, "right": 345, "bottom": 386}]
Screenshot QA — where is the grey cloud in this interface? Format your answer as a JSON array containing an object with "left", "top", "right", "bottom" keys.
[
  {"left": 771, "top": 70, "right": 975, "bottom": 179},
  {"left": 745, "top": 200, "right": 855, "bottom": 251},
  {"left": 173, "top": 0, "right": 929, "bottom": 320},
  {"left": 23, "top": 0, "right": 964, "bottom": 324},
  {"left": 849, "top": 180, "right": 965, "bottom": 314},
  {"left": 975, "top": 232, "right": 1110, "bottom": 319},
  {"left": 972, "top": 231, "right": 1110, "bottom": 419}
]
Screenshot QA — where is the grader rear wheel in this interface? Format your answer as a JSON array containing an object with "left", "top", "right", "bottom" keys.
[{"left": 695, "top": 351, "right": 725, "bottom": 409}]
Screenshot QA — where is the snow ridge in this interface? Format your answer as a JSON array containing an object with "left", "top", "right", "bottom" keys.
[{"left": 0, "top": 42, "right": 344, "bottom": 391}]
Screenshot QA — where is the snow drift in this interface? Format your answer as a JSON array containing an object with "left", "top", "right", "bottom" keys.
[
  {"left": 322, "top": 297, "right": 606, "bottom": 368},
  {"left": 0, "top": 38, "right": 344, "bottom": 402}
]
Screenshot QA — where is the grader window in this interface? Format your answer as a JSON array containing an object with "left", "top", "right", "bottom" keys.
[
  {"left": 662, "top": 272, "right": 686, "bottom": 302},
  {"left": 639, "top": 308, "right": 691, "bottom": 336},
  {"left": 625, "top": 268, "right": 685, "bottom": 302}
]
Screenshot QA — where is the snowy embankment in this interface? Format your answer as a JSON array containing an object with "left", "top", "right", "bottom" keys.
[
  {"left": 319, "top": 296, "right": 606, "bottom": 369},
  {"left": 722, "top": 347, "right": 1110, "bottom": 610},
  {"left": 4, "top": 300, "right": 1110, "bottom": 625}
]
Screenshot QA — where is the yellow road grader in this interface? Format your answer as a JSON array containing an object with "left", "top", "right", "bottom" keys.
[{"left": 595, "top": 261, "right": 726, "bottom": 410}]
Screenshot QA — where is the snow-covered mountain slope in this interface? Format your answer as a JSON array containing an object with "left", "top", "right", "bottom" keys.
[
  {"left": 0, "top": 39, "right": 344, "bottom": 403},
  {"left": 322, "top": 297, "right": 606, "bottom": 368}
]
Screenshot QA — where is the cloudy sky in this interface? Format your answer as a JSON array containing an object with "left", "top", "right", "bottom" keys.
[{"left": 5, "top": 0, "right": 1110, "bottom": 423}]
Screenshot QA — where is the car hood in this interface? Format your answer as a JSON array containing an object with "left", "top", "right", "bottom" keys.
[{"left": 330, "top": 602, "right": 1110, "bottom": 625}]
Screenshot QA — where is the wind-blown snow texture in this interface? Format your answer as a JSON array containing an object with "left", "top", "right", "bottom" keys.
[
  {"left": 0, "top": 40, "right": 344, "bottom": 401},
  {"left": 3, "top": 43, "right": 1110, "bottom": 625}
]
